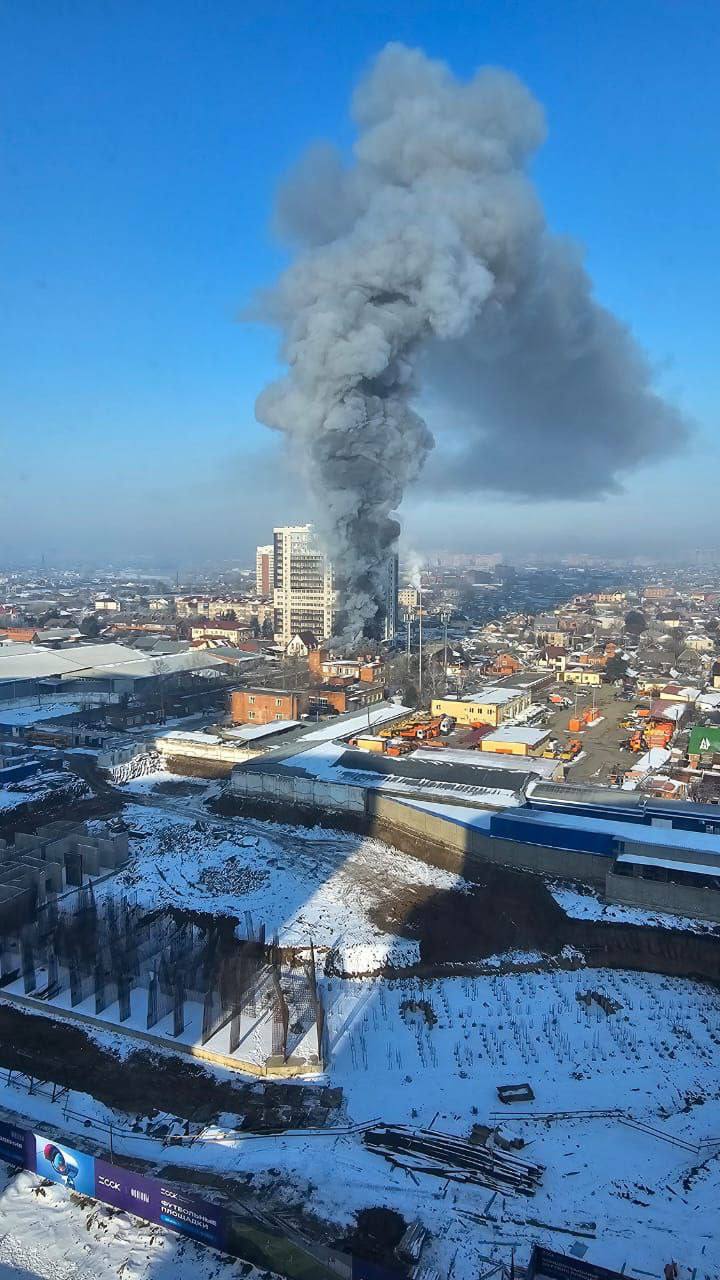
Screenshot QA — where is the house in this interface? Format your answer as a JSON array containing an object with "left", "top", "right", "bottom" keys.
[
  {"left": 561, "top": 667, "right": 602, "bottom": 686},
  {"left": 285, "top": 631, "right": 319, "bottom": 658}
]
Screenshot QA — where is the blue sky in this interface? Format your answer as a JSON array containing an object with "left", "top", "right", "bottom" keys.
[{"left": 1, "top": 0, "right": 717, "bottom": 568}]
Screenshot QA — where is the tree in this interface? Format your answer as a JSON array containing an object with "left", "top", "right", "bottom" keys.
[
  {"left": 249, "top": 615, "right": 261, "bottom": 639},
  {"left": 79, "top": 613, "right": 102, "bottom": 637},
  {"left": 605, "top": 654, "right": 628, "bottom": 681},
  {"left": 261, "top": 616, "right": 275, "bottom": 640},
  {"left": 624, "top": 610, "right": 647, "bottom": 636},
  {"left": 152, "top": 657, "right": 170, "bottom": 723}
]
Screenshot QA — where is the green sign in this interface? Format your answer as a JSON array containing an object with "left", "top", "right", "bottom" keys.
[{"left": 689, "top": 725, "right": 720, "bottom": 756}]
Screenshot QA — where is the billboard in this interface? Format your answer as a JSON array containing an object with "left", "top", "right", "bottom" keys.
[
  {"left": 0, "top": 1119, "right": 29, "bottom": 1167},
  {"left": 528, "top": 1245, "right": 627, "bottom": 1280},
  {"left": 33, "top": 1133, "right": 96, "bottom": 1196},
  {"left": 94, "top": 1158, "right": 157, "bottom": 1217},
  {"left": 157, "top": 1182, "right": 226, "bottom": 1249},
  {"left": 94, "top": 1158, "right": 225, "bottom": 1250}
]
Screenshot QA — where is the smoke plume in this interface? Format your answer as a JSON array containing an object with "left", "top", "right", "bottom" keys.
[{"left": 256, "top": 44, "right": 689, "bottom": 639}]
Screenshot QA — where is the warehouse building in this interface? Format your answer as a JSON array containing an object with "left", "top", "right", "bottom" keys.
[
  {"left": 431, "top": 687, "right": 530, "bottom": 727},
  {"left": 480, "top": 726, "right": 551, "bottom": 757}
]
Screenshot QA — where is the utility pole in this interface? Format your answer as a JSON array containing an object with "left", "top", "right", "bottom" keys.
[
  {"left": 441, "top": 609, "right": 450, "bottom": 676},
  {"left": 418, "top": 581, "right": 423, "bottom": 703}
]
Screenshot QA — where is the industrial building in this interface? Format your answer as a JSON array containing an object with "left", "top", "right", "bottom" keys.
[
  {"left": 431, "top": 687, "right": 531, "bottom": 727},
  {"left": 480, "top": 726, "right": 551, "bottom": 756},
  {"left": 0, "top": 640, "right": 231, "bottom": 708}
]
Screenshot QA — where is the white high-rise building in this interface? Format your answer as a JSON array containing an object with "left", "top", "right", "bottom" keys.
[{"left": 272, "top": 525, "right": 336, "bottom": 645}]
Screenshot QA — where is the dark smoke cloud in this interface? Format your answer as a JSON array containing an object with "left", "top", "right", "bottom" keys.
[{"left": 256, "top": 44, "right": 689, "bottom": 638}]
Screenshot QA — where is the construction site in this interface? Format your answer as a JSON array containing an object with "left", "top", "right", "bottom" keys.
[
  {"left": 0, "top": 881, "right": 327, "bottom": 1077},
  {"left": 0, "top": 680, "right": 718, "bottom": 1280}
]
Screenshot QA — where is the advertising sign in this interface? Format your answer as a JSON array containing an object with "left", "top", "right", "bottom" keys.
[
  {"left": 94, "top": 1158, "right": 158, "bottom": 1217},
  {"left": 157, "top": 1182, "right": 226, "bottom": 1249},
  {"left": 33, "top": 1133, "right": 96, "bottom": 1196},
  {"left": 0, "top": 1119, "right": 28, "bottom": 1167},
  {"left": 528, "top": 1245, "right": 627, "bottom": 1280},
  {"left": 94, "top": 1158, "right": 225, "bottom": 1250}
]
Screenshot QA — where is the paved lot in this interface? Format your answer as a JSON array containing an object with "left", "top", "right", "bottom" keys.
[{"left": 539, "top": 682, "right": 636, "bottom": 784}]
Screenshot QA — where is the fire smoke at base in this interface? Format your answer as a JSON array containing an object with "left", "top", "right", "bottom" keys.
[{"left": 256, "top": 44, "right": 689, "bottom": 642}]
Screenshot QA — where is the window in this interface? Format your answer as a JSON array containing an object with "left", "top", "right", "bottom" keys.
[
  {"left": 248, "top": 695, "right": 255, "bottom": 704},
  {"left": 275, "top": 697, "right": 282, "bottom": 706},
  {"left": 275, "top": 713, "right": 283, "bottom": 720},
  {"left": 248, "top": 711, "right": 256, "bottom": 720}
]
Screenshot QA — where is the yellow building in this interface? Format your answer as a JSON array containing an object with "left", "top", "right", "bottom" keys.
[
  {"left": 480, "top": 727, "right": 550, "bottom": 756},
  {"left": 561, "top": 668, "right": 602, "bottom": 687},
  {"left": 431, "top": 688, "right": 530, "bottom": 727}
]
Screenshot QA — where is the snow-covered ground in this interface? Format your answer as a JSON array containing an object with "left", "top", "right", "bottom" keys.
[
  {"left": 115, "top": 801, "right": 464, "bottom": 961},
  {"left": 260, "top": 967, "right": 720, "bottom": 1278},
  {"left": 0, "top": 1165, "right": 276, "bottom": 1280},
  {"left": 549, "top": 880, "right": 719, "bottom": 935},
  {"left": 4, "top": 775, "right": 718, "bottom": 1277},
  {"left": 2, "top": 965, "right": 717, "bottom": 1279}
]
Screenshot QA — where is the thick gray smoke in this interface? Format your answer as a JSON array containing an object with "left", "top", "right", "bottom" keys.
[{"left": 256, "top": 44, "right": 688, "bottom": 640}]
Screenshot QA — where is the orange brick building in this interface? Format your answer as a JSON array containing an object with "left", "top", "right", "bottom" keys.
[{"left": 231, "top": 688, "right": 302, "bottom": 725}]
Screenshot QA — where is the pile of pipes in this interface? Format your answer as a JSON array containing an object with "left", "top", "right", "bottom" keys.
[{"left": 363, "top": 1124, "right": 544, "bottom": 1196}]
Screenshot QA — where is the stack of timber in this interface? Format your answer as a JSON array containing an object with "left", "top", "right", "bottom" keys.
[{"left": 363, "top": 1124, "right": 544, "bottom": 1195}]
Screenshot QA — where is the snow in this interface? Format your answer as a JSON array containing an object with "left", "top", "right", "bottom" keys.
[
  {"left": 548, "top": 881, "right": 718, "bottom": 934},
  {"left": 3, "top": 965, "right": 718, "bottom": 1278},
  {"left": 0, "top": 694, "right": 117, "bottom": 727},
  {"left": 298, "top": 702, "right": 410, "bottom": 741},
  {"left": 395, "top": 797, "right": 494, "bottom": 830},
  {"left": 0, "top": 1166, "right": 274, "bottom": 1280},
  {"left": 116, "top": 801, "right": 466, "bottom": 954},
  {"left": 509, "top": 805, "right": 720, "bottom": 856},
  {"left": 615, "top": 851, "right": 720, "bottom": 878},
  {"left": 480, "top": 726, "right": 549, "bottom": 745},
  {"left": 274, "top": 741, "right": 522, "bottom": 807},
  {"left": 223, "top": 719, "right": 300, "bottom": 741}
]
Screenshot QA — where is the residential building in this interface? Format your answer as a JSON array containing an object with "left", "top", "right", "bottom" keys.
[
  {"left": 190, "top": 624, "right": 252, "bottom": 646},
  {"left": 398, "top": 586, "right": 420, "bottom": 611},
  {"left": 255, "top": 544, "right": 274, "bottom": 597},
  {"left": 272, "top": 525, "right": 336, "bottom": 646},
  {"left": 271, "top": 524, "right": 397, "bottom": 645},
  {"left": 561, "top": 667, "right": 602, "bottom": 686},
  {"left": 231, "top": 688, "right": 302, "bottom": 725}
]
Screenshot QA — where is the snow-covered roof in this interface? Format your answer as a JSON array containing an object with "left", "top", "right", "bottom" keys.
[
  {"left": 299, "top": 702, "right": 410, "bottom": 742},
  {"left": 225, "top": 720, "right": 300, "bottom": 742},
  {"left": 481, "top": 726, "right": 549, "bottom": 745}
]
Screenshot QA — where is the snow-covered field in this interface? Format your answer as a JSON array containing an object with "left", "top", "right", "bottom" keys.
[
  {"left": 3, "top": 775, "right": 718, "bottom": 1277},
  {"left": 115, "top": 800, "right": 464, "bottom": 963},
  {"left": 1, "top": 965, "right": 718, "bottom": 1278}
]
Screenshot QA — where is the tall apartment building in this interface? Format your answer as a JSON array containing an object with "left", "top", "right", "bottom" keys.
[
  {"left": 255, "top": 544, "right": 274, "bottom": 597},
  {"left": 272, "top": 524, "right": 398, "bottom": 645},
  {"left": 273, "top": 525, "right": 336, "bottom": 645}
]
